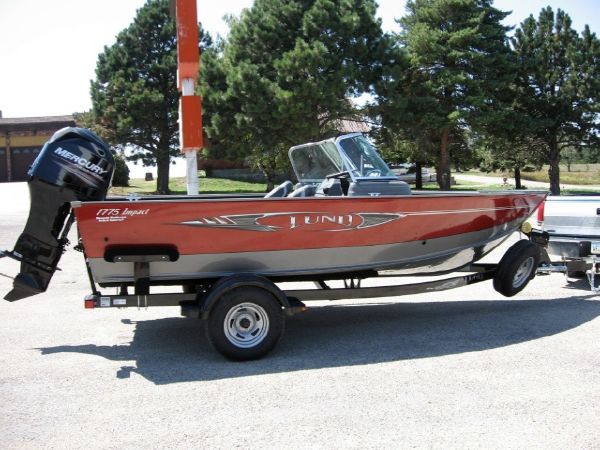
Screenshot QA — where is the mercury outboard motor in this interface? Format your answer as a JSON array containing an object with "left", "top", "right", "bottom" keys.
[{"left": 3, "top": 127, "right": 114, "bottom": 301}]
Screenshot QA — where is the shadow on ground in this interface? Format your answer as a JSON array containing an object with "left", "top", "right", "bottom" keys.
[{"left": 38, "top": 294, "right": 600, "bottom": 384}]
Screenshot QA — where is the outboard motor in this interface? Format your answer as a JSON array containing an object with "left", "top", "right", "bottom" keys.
[{"left": 3, "top": 128, "right": 114, "bottom": 301}]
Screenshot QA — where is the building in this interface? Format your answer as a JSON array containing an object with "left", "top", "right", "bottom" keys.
[
  {"left": 335, "top": 118, "right": 371, "bottom": 134},
  {"left": 0, "top": 112, "right": 76, "bottom": 182}
]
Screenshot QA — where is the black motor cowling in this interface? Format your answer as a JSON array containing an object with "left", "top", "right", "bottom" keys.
[{"left": 4, "top": 127, "right": 114, "bottom": 301}]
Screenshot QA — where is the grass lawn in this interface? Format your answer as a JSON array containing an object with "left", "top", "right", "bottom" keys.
[
  {"left": 518, "top": 165, "right": 600, "bottom": 185},
  {"left": 419, "top": 179, "right": 596, "bottom": 195},
  {"left": 110, "top": 174, "right": 597, "bottom": 197},
  {"left": 463, "top": 163, "right": 600, "bottom": 185},
  {"left": 418, "top": 180, "right": 506, "bottom": 191},
  {"left": 109, "top": 175, "right": 267, "bottom": 196},
  {"left": 420, "top": 180, "right": 536, "bottom": 192}
]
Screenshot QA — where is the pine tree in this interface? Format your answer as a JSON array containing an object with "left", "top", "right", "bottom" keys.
[
  {"left": 512, "top": 7, "right": 600, "bottom": 194},
  {"left": 378, "top": 0, "right": 513, "bottom": 190},
  {"left": 91, "top": 0, "right": 210, "bottom": 194},
  {"left": 201, "top": 0, "right": 385, "bottom": 188}
]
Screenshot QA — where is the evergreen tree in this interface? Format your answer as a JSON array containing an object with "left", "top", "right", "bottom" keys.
[
  {"left": 201, "top": 0, "right": 385, "bottom": 188},
  {"left": 91, "top": 0, "right": 210, "bottom": 194},
  {"left": 74, "top": 110, "right": 130, "bottom": 187},
  {"left": 474, "top": 132, "right": 544, "bottom": 189},
  {"left": 511, "top": 7, "right": 600, "bottom": 194},
  {"left": 378, "top": 0, "right": 513, "bottom": 190}
]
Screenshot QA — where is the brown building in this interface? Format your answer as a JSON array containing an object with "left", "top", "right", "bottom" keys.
[{"left": 0, "top": 112, "right": 76, "bottom": 182}]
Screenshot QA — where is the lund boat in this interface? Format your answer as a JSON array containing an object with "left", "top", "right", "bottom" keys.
[
  {"left": 2, "top": 128, "right": 548, "bottom": 360},
  {"left": 77, "top": 132, "right": 545, "bottom": 286}
]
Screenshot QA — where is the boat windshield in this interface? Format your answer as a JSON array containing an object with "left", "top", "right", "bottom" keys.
[
  {"left": 289, "top": 142, "right": 344, "bottom": 183},
  {"left": 337, "top": 135, "right": 395, "bottom": 179},
  {"left": 290, "top": 134, "right": 396, "bottom": 183}
]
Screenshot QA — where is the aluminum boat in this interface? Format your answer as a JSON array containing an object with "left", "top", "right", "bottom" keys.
[{"left": 2, "top": 128, "right": 546, "bottom": 301}]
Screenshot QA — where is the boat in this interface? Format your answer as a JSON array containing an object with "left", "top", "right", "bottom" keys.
[
  {"left": 3, "top": 128, "right": 546, "bottom": 300},
  {"left": 2, "top": 128, "right": 548, "bottom": 359}
]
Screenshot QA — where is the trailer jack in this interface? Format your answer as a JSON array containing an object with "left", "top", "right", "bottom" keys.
[{"left": 586, "top": 257, "right": 600, "bottom": 293}]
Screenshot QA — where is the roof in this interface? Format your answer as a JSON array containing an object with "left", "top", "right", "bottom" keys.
[
  {"left": 0, "top": 115, "right": 76, "bottom": 132},
  {"left": 335, "top": 118, "right": 371, "bottom": 134}
]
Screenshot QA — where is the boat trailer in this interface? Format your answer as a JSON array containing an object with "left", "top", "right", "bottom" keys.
[
  {"left": 73, "top": 235, "right": 544, "bottom": 360},
  {"left": 0, "top": 127, "right": 550, "bottom": 360}
]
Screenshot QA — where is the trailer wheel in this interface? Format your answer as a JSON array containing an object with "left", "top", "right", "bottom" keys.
[
  {"left": 493, "top": 240, "right": 539, "bottom": 297},
  {"left": 206, "top": 286, "right": 285, "bottom": 361}
]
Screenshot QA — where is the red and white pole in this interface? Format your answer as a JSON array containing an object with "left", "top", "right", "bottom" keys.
[{"left": 174, "top": 0, "right": 203, "bottom": 195}]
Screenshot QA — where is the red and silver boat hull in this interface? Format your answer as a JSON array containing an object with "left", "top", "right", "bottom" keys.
[{"left": 73, "top": 191, "right": 546, "bottom": 285}]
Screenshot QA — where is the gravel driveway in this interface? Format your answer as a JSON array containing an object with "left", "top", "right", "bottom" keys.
[{"left": 1, "top": 182, "right": 599, "bottom": 449}]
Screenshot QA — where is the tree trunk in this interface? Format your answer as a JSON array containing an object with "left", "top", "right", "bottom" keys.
[
  {"left": 548, "top": 136, "right": 561, "bottom": 195},
  {"left": 437, "top": 128, "right": 451, "bottom": 190},
  {"left": 514, "top": 166, "right": 522, "bottom": 189},
  {"left": 415, "top": 161, "right": 423, "bottom": 190},
  {"left": 265, "top": 177, "right": 275, "bottom": 192},
  {"left": 260, "top": 166, "right": 275, "bottom": 192},
  {"left": 156, "top": 147, "right": 171, "bottom": 194}
]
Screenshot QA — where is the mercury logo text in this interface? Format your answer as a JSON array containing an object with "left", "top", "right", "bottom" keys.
[{"left": 54, "top": 147, "right": 108, "bottom": 175}]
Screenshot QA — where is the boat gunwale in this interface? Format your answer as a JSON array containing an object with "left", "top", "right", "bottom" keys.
[{"left": 73, "top": 190, "right": 548, "bottom": 207}]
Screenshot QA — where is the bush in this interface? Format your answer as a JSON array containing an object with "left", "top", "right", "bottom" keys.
[{"left": 112, "top": 152, "right": 130, "bottom": 186}]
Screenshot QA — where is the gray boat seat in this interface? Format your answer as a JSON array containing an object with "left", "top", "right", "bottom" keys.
[
  {"left": 265, "top": 180, "right": 294, "bottom": 198},
  {"left": 288, "top": 185, "right": 316, "bottom": 197},
  {"left": 347, "top": 180, "right": 411, "bottom": 196},
  {"left": 316, "top": 178, "right": 345, "bottom": 196}
]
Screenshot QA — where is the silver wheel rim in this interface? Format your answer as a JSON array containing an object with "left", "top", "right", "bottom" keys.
[
  {"left": 513, "top": 257, "right": 535, "bottom": 288},
  {"left": 223, "top": 303, "right": 270, "bottom": 348}
]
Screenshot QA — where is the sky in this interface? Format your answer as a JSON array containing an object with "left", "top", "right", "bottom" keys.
[
  {"left": 1, "top": 0, "right": 599, "bottom": 120},
  {"left": 0, "top": 0, "right": 600, "bottom": 118},
  {"left": 1, "top": 0, "right": 599, "bottom": 176}
]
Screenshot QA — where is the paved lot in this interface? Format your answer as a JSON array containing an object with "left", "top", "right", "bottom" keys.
[{"left": 1, "top": 183, "right": 599, "bottom": 449}]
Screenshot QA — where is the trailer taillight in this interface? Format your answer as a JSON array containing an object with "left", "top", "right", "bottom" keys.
[
  {"left": 84, "top": 297, "right": 96, "bottom": 309},
  {"left": 536, "top": 201, "right": 545, "bottom": 226}
]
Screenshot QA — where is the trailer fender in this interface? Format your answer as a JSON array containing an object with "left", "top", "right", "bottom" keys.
[{"left": 199, "top": 274, "right": 292, "bottom": 319}]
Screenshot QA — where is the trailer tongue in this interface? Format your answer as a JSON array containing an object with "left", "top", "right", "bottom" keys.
[{"left": 3, "top": 128, "right": 114, "bottom": 301}]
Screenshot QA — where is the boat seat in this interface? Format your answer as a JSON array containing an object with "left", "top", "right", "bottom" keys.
[
  {"left": 265, "top": 180, "right": 294, "bottom": 198},
  {"left": 288, "top": 185, "right": 316, "bottom": 197},
  {"left": 347, "top": 180, "right": 411, "bottom": 196},
  {"left": 316, "top": 178, "right": 345, "bottom": 196}
]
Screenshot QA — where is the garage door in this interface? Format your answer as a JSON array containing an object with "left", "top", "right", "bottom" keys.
[
  {"left": 0, "top": 148, "right": 7, "bottom": 182},
  {"left": 11, "top": 147, "right": 40, "bottom": 181}
]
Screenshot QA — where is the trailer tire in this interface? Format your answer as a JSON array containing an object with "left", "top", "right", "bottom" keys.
[
  {"left": 206, "top": 286, "right": 285, "bottom": 361},
  {"left": 493, "top": 240, "right": 539, "bottom": 297}
]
